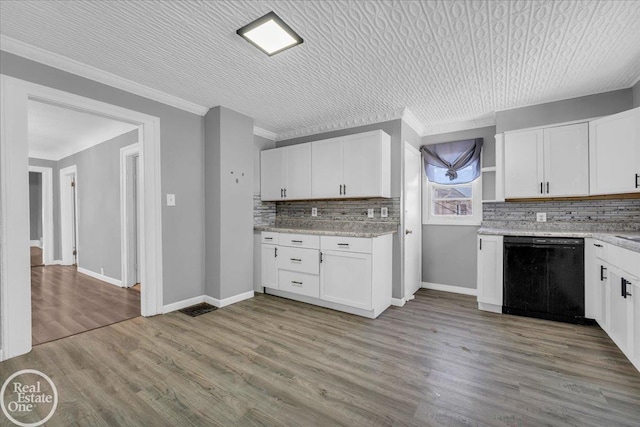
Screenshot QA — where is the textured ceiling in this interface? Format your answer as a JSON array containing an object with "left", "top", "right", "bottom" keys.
[
  {"left": 2, "top": 1, "right": 640, "bottom": 137},
  {"left": 28, "top": 100, "right": 138, "bottom": 160}
]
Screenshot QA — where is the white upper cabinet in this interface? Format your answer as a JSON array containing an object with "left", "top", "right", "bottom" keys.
[
  {"left": 504, "top": 123, "right": 589, "bottom": 198},
  {"left": 261, "top": 144, "right": 311, "bottom": 201},
  {"left": 589, "top": 107, "right": 640, "bottom": 195},
  {"left": 312, "top": 130, "right": 391, "bottom": 199}
]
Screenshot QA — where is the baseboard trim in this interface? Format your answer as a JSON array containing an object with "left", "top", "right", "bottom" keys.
[
  {"left": 422, "top": 282, "right": 477, "bottom": 296},
  {"left": 49, "top": 260, "right": 63, "bottom": 265},
  {"left": 77, "top": 267, "right": 122, "bottom": 287},
  {"left": 478, "top": 302, "right": 502, "bottom": 314},
  {"left": 390, "top": 298, "right": 406, "bottom": 307},
  {"left": 30, "top": 240, "right": 42, "bottom": 247},
  {"left": 205, "top": 291, "right": 254, "bottom": 308},
  {"left": 162, "top": 295, "right": 205, "bottom": 314}
]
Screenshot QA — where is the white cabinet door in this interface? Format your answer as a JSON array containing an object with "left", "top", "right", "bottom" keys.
[
  {"left": 608, "top": 268, "right": 632, "bottom": 355},
  {"left": 589, "top": 107, "right": 640, "bottom": 195},
  {"left": 311, "top": 138, "right": 344, "bottom": 198},
  {"left": 320, "top": 250, "right": 372, "bottom": 310},
  {"left": 261, "top": 244, "right": 278, "bottom": 290},
  {"left": 543, "top": 123, "right": 589, "bottom": 197},
  {"left": 284, "top": 144, "right": 312, "bottom": 200},
  {"left": 477, "top": 235, "right": 503, "bottom": 312},
  {"left": 584, "top": 239, "right": 599, "bottom": 320},
  {"left": 343, "top": 131, "right": 382, "bottom": 198},
  {"left": 597, "top": 262, "right": 609, "bottom": 333},
  {"left": 632, "top": 281, "right": 640, "bottom": 371},
  {"left": 504, "top": 129, "right": 544, "bottom": 198},
  {"left": 260, "top": 148, "right": 285, "bottom": 201}
]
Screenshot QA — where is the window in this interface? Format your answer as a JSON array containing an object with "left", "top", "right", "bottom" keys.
[{"left": 423, "top": 165, "right": 482, "bottom": 225}]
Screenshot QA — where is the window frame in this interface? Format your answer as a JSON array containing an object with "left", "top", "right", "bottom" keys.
[{"left": 422, "top": 173, "right": 482, "bottom": 226}]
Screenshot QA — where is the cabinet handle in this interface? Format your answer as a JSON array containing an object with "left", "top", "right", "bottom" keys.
[
  {"left": 339, "top": 184, "right": 343, "bottom": 195},
  {"left": 479, "top": 238, "right": 482, "bottom": 250},
  {"left": 540, "top": 182, "right": 543, "bottom": 194},
  {"left": 291, "top": 240, "right": 303, "bottom": 244},
  {"left": 622, "top": 278, "right": 627, "bottom": 298},
  {"left": 291, "top": 281, "right": 303, "bottom": 286},
  {"left": 274, "top": 247, "right": 278, "bottom": 258},
  {"left": 284, "top": 188, "right": 287, "bottom": 198},
  {"left": 593, "top": 243, "right": 602, "bottom": 247},
  {"left": 343, "top": 184, "right": 347, "bottom": 195},
  {"left": 320, "top": 252, "right": 323, "bottom": 263},
  {"left": 281, "top": 188, "right": 283, "bottom": 198},
  {"left": 264, "top": 237, "right": 273, "bottom": 240},
  {"left": 337, "top": 243, "right": 350, "bottom": 247},
  {"left": 546, "top": 182, "right": 549, "bottom": 194},
  {"left": 600, "top": 265, "right": 607, "bottom": 281},
  {"left": 290, "top": 258, "right": 302, "bottom": 262},
  {"left": 636, "top": 173, "right": 639, "bottom": 189}
]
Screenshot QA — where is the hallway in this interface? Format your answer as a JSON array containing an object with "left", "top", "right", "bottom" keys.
[{"left": 31, "top": 265, "right": 140, "bottom": 345}]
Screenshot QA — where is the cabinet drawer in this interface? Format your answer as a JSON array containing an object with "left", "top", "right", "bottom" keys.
[
  {"left": 261, "top": 232, "right": 279, "bottom": 245},
  {"left": 321, "top": 236, "right": 372, "bottom": 253},
  {"left": 278, "top": 270, "right": 319, "bottom": 298},
  {"left": 591, "top": 240, "right": 607, "bottom": 261},
  {"left": 609, "top": 244, "right": 640, "bottom": 278},
  {"left": 277, "top": 246, "right": 319, "bottom": 275},
  {"left": 279, "top": 233, "right": 319, "bottom": 249}
]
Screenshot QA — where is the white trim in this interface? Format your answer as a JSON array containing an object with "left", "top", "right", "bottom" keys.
[
  {"left": 253, "top": 126, "right": 276, "bottom": 140},
  {"left": 390, "top": 298, "right": 406, "bottom": 307},
  {"left": 77, "top": 266, "right": 122, "bottom": 287},
  {"left": 422, "top": 282, "right": 478, "bottom": 296},
  {"left": 401, "top": 108, "right": 425, "bottom": 136},
  {"left": 494, "top": 134, "right": 505, "bottom": 202},
  {"left": 478, "top": 301, "right": 502, "bottom": 314},
  {"left": 632, "top": 73, "right": 640, "bottom": 87},
  {"left": 59, "top": 165, "right": 78, "bottom": 266},
  {"left": 120, "top": 143, "right": 141, "bottom": 288},
  {"left": 162, "top": 295, "right": 205, "bottom": 314},
  {"left": 50, "top": 260, "right": 63, "bottom": 265},
  {"left": 204, "top": 291, "right": 254, "bottom": 308},
  {"left": 30, "top": 240, "right": 42, "bottom": 247},
  {"left": 422, "top": 116, "right": 496, "bottom": 136},
  {"left": 0, "top": 35, "right": 208, "bottom": 116},
  {"left": 0, "top": 75, "right": 164, "bottom": 361},
  {"left": 502, "top": 118, "right": 594, "bottom": 134},
  {"left": 422, "top": 174, "right": 482, "bottom": 226},
  {"left": 28, "top": 165, "right": 53, "bottom": 264}
]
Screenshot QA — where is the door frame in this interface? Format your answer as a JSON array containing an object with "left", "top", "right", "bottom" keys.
[
  {"left": 28, "top": 165, "right": 54, "bottom": 265},
  {"left": 0, "top": 75, "right": 164, "bottom": 361},
  {"left": 59, "top": 165, "right": 79, "bottom": 266},
  {"left": 120, "top": 143, "right": 141, "bottom": 287},
  {"left": 403, "top": 142, "right": 422, "bottom": 300}
]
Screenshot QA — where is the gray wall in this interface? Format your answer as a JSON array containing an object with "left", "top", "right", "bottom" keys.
[
  {"left": 633, "top": 80, "right": 640, "bottom": 108},
  {"left": 29, "top": 172, "right": 42, "bottom": 241},
  {"left": 421, "top": 126, "right": 496, "bottom": 289},
  {"left": 205, "top": 106, "right": 254, "bottom": 300},
  {"left": 57, "top": 130, "right": 138, "bottom": 280},
  {"left": 277, "top": 120, "right": 404, "bottom": 299},
  {"left": 496, "top": 88, "right": 633, "bottom": 133},
  {"left": 2, "top": 51, "right": 205, "bottom": 305}
]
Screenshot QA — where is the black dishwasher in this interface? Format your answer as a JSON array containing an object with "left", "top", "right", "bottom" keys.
[{"left": 503, "top": 236, "right": 585, "bottom": 324}]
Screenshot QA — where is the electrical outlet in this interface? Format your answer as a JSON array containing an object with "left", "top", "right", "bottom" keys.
[
  {"left": 367, "top": 208, "right": 374, "bottom": 218},
  {"left": 536, "top": 212, "right": 547, "bottom": 222},
  {"left": 381, "top": 207, "right": 388, "bottom": 218},
  {"left": 166, "top": 194, "right": 176, "bottom": 206},
  {"left": 311, "top": 207, "right": 317, "bottom": 217}
]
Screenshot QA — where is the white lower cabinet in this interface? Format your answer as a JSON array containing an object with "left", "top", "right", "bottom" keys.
[
  {"left": 259, "top": 231, "right": 392, "bottom": 318},
  {"left": 476, "top": 235, "right": 503, "bottom": 313},
  {"left": 608, "top": 267, "right": 633, "bottom": 356}
]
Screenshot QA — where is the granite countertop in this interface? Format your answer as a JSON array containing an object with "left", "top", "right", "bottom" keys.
[
  {"left": 478, "top": 226, "right": 640, "bottom": 253},
  {"left": 254, "top": 220, "right": 398, "bottom": 238}
]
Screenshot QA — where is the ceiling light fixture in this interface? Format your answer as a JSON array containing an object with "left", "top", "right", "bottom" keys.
[{"left": 237, "top": 11, "right": 303, "bottom": 56}]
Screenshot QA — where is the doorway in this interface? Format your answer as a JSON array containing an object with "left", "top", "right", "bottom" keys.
[
  {"left": 28, "top": 165, "right": 54, "bottom": 266},
  {"left": 404, "top": 142, "right": 422, "bottom": 300},
  {"left": 60, "top": 165, "right": 78, "bottom": 266},
  {"left": 121, "top": 144, "right": 142, "bottom": 288}
]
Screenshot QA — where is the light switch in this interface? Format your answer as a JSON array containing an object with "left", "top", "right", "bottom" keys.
[{"left": 167, "top": 194, "right": 176, "bottom": 206}]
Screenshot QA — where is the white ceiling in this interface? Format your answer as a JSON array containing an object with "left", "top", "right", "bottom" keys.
[
  {"left": 3, "top": 1, "right": 640, "bottom": 139},
  {"left": 28, "top": 100, "right": 138, "bottom": 161}
]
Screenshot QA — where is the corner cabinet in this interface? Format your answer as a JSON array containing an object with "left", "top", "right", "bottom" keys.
[
  {"left": 476, "top": 235, "right": 503, "bottom": 313},
  {"left": 311, "top": 130, "right": 391, "bottom": 199},
  {"left": 260, "top": 144, "right": 312, "bottom": 201},
  {"left": 589, "top": 107, "right": 640, "bottom": 195},
  {"left": 504, "top": 123, "right": 589, "bottom": 198}
]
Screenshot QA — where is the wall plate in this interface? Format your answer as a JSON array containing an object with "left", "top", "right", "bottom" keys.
[
  {"left": 367, "top": 208, "right": 374, "bottom": 218},
  {"left": 381, "top": 207, "right": 388, "bottom": 218},
  {"left": 311, "top": 207, "right": 317, "bottom": 217},
  {"left": 536, "top": 212, "right": 547, "bottom": 222}
]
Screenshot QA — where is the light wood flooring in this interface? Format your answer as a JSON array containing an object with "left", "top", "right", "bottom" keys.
[
  {"left": 31, "top": 265, "right": 140, "bottom": 345},
  {"left": 31, "top": 245, "right": 43, "bottom": 267},
  {"left": 2, "top": 290, "right": 639, "bottom": 426}
]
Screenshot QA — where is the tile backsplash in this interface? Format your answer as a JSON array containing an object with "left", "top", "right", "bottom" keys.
[
  {"left": 483, "top": 198, "right": 640, "bottom": 231},
  {"left": 253, "top": 194, "right": 276, "bottom": 226}
]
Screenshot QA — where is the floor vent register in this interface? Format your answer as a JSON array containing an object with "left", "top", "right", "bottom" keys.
[{"left": 179, "top": 303, "right": 218, "bottom": 317}]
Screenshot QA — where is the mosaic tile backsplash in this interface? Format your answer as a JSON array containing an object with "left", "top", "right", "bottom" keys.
[{"left": 483, "top": 198, "right": 640, "bottom": 231}]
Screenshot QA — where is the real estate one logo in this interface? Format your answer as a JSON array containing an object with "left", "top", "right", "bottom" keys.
[{"left": 1, "top": 369, "right": 58, "bottom": 427}]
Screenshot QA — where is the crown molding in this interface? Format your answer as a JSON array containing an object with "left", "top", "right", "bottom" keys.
[
  {"left": 401, "top": 108, "right": 425, "bottom": 136},
  {"left": 276, "top": 107, "right": 405, "bottom": 141},
  {"left": 0, "top": 35, "right": 209, "bottom": 116},
  {"left": 253, "top": 126, "right": 276, "bottom": 140},
  {"left": 422, "top": 116, "right": 496, "bottom": 136}
]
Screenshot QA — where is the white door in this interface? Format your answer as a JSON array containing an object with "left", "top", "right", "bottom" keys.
[
  {"left": 320, "top": 250, "right": 372, "bottom": 310},
  {"left": 504, "top": 129, "right": 544, "bottom": 198},
  {"left": 311, "top": 138, "right": 344, "bottom": 198},
  {"left": 589, "top": 107, "right": 640, "bottom": 195},
  {"left": 543, "top": 123, "right": 589, "bottom": 197},
  {"left": 261, "top": 244, "right": 278, "bottom": 290},
  {"left": 404, "top": 143, "right": 422, "bottom": 299},
  {"left": 608, "top": 268, "right": 631, "bottom": 354},
  {"left": 284, "top": 144, "right": 312, "bottom": 200},
  {"left": 343, "top": 132, "right": 380, "bottom": 197},
  {"left": 477, "top": 235, "right": 504, "bottom": 311},
  {"left": 260, "top": 148, "right": 285, "bottom": 201},
  {"left": 60, "top": 165, "right": 78, "bottom": 266}
]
